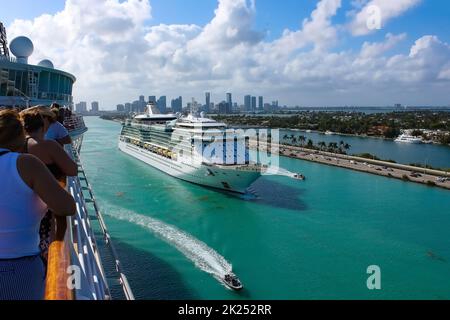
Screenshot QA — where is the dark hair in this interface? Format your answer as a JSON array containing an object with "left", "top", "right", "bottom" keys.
[
  {"left": 50, "top": 103, "right": 61, "bottom": 110},
  {"left": 20, "top": 108, "right": 45, "bottom": 133},
  {"left": 0, "top": 109, "right": 25, "bottom": 150}
]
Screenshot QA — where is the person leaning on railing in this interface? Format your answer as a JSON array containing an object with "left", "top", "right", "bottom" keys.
[
  {"left": 20, "top": 107, "right": 78, "bottom": 265},
  {"left": 0, "top": 110, "right": 76, "bottom": 300},
  {"left": 44, "top": 103, "right": 72, "bottom": 146}
]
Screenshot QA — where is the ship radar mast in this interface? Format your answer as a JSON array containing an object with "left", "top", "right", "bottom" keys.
[{"left": 0, "top": 21, "right": 10, "bottom": 57}]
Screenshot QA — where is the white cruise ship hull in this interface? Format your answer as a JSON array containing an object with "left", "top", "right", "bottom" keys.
[{"left": 118, "top": 140, "right": 261, "bottom": 194}]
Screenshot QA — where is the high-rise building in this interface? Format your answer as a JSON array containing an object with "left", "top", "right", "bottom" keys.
[
  {"left": 244, "top": 95, "right": 251, "bottom": 112},
  {"left": 218, "top": 101, "right": 229, "bottom": 114},
  {"left": 251, "top": 96, "right": 257, "bottom": 112},
  {"left": 226, "top": 93, "right": 232, "bottom": 110},
  {"left": 272, "top": 100, "right": 279, "bottom": 111},
  {"left": 125, "top": 103, "right": 132, "bottom": 113},
  {"left": 138, "top": 95, "right": 146, "bottom": 113},
  {"left": 132, "top": 100, "right": 140, "bottom": 113},
  {"left": 157, "top": 96, "right": 167, "bottom": 113},
  {"left": 91, "top": 101, "right": 99, "bottom": 112},
  {"left": 75, "top": 101, "right": 87, "bottom": 113},
  {"left": 205, "top": 92, "right": 211, "bottom": 113},
  {"left": 116, "top": 104, "right": 125, "bottom": 112},
  {"left": 171, "top": 96, "right": 183, "bottom": 113},
  {"left": 148, "top": 96, "right": 156, "bottom": 103},
  {"left": 258, "top": 96, "right": 263, "bottom": 111}
]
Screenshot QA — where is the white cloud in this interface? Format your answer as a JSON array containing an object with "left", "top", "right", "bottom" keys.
[
  {"left": 6, "top": 0, "right": 450, "bottom": 107},
  {"left": 349, "top": 0, "right": 421, "bottom": 36},
  {"left": 360, "top": 33, "right": 406, "bottom": 58}
]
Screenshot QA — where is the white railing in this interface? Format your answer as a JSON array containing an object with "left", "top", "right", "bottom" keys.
[
  {"left": 68, "top": 146, "right": 135, "bottom": 300},
  {"left": 64, "top": 115, "right": 86, "bottom": 132}
]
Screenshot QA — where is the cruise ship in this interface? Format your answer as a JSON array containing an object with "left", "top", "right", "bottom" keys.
[
  {"left": 119, "top": 103, "right": 264, "bottom": 193},
  {"left": 1, "top": 22, "right": 133, "bottom": 300}
]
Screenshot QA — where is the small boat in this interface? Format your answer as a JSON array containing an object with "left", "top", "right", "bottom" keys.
[
  {"left": 293, "top": 173, "right": 306, "bottom": 181},
  {"left": 394, "top": 133, "right": 423, "bottom": 144},
  {"left": 223, "top": 273, "right": 243, "bottom": 291}
]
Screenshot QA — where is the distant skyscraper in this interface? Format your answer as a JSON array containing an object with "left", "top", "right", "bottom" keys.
[
  {"left": 75, "top": 101, "right": 87, "bottom": 113},
  {"left": 258, "top": 96, "right": 263, "bottom": 111},
  {"left": 272, "top": 100, "right": 279, "bottom": 111},
  {"left": 171, "top": 96, "right": 183, "bottom": 113},
  {"left": 116, "top": 104, "right": 125, "bottom": 112},
  {"left": 251, "top": 96, "right": 257, "bottom": 112},
  {"left": 226, "top": 93, "right": 232, "bottom": 110},
  {"left": 125, "top": 103, "right": 132, "bottom": 113},
  {"left": 135, "top": 95, "right": 145, "bottom": 112},
  {"left": 157, "top": 96, "right": 167, "bottom": 113},
  {"left": 91, "top": 101, "right": 99, "bottom": 112},
  {"left": 132, "top": 100, "right": 139, "bottom": 113},
  {"left": 148, "top": 96, "right": 156, "bottom": 103},
  {"left": 218, "top": 101, "right": 229, "bottom": 114},
  {"left": 205, "top": 92, "right": 211, "bottom": 113},
  {"left": 244, "top": 95, "right": 251, "bottom": 112}
]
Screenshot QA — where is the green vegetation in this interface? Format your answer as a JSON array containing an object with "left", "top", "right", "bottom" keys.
[
  {"left": 213, "top": 111, "right": 450, "bottom": 144},
  {"left": 281, "top": 135, "right": 351, "bottom": 154},
  {"left": 100, "top": 114, "right": 127, "bottom": 122}
]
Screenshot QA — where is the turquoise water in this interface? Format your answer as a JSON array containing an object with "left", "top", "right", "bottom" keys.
[{"left": 81, "top": 117, "right": 450, "bottom": 300}]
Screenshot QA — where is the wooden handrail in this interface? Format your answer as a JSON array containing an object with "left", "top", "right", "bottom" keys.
[{"left": 44, "top": 177, "right": 74, "bottom": 300}]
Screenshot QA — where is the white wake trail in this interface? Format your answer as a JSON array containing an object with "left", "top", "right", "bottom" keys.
[{"left": 103, "top": 206, "right": 233, "bottom": 279}]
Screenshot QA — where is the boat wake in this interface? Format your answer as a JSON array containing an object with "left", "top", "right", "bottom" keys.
[{"left": 103, "top": 205, "right": 233, "bottom": 283}]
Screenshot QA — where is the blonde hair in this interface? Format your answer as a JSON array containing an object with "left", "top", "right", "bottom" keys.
[{"left": 0, "top": 109, "right": 25, "bottom": 151}]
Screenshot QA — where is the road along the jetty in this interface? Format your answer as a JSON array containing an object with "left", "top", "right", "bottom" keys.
[{"left": 250, "top": 140, "right": 450, "bottom": 190}]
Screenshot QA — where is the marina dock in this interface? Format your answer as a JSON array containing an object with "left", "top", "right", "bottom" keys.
[{"left": 250, "top": 141, "right": 450, "bottom": 190}]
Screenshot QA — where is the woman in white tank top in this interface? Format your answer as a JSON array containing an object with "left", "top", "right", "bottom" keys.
[{"left": 0, "top": 109, "right": 76, "bottom": 300}]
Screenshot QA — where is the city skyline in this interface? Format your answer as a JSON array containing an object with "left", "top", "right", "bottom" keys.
[
  {"left": 5, "top": 0, "right": 450, "bottom": 109},
  {"left": 110, "top": 92, "right": 278, "bottom": 114}
]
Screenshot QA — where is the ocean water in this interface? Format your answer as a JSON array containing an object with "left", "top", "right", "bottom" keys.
[{"left": 81, "top": 117, "right": 450, "bottom": 300}]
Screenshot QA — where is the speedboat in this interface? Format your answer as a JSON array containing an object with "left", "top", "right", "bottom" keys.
[
  {"left": 293, "top": 173, "right": 306, "bottom": 180},
  {"left": 223, "top": 273, "right": 243, "bottom": 291}
]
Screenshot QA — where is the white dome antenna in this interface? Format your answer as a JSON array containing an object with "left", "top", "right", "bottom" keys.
[
  {"left": 38, "top": 59, "right": 54, "bottom": 69},
  {"left": 10, "top": 36, "right": 34, "bottom": 64}
]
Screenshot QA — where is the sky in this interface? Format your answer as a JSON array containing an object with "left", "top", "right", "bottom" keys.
[{"left": 3, "top": 0, "right": 450, "bottom": 109}]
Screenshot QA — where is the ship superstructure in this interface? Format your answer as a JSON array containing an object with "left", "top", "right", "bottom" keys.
[{"left": 119, "top": 103, "right": 263, "bottom": 193}]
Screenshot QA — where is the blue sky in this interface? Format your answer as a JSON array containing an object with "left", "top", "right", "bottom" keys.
[
  {"left": 3, "top": 0, "right": 450, "bottom": 45},
  {"left": 4, "top": 1, "right": 450, "bottom": 107}
]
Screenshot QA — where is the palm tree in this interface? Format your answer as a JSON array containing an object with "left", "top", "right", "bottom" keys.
[
  {"left": 299, "top": 135, "right": 306, "bottom": 146},
  {"left": 318, "top": 141, "right": 327, "bottom": 151},
  {"left": 307, "top": 139, "right": 314, "bottom": 149},
  {"left": 328, "top": 142, "right": 338, "bottom": 153},
  {"left": 292, "top": 136, "right": 298, "bottom": 145}
]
